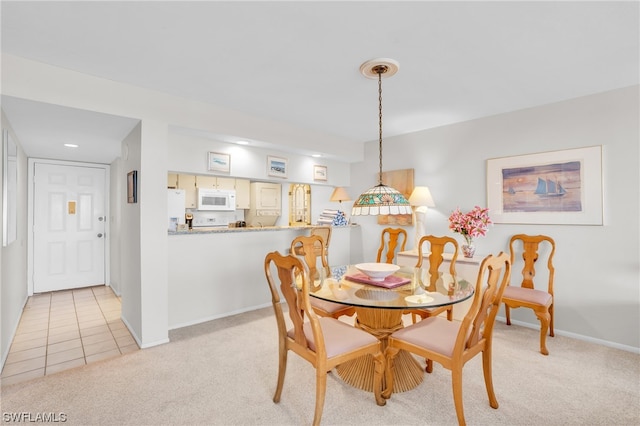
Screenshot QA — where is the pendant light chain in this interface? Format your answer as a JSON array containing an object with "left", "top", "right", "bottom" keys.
[{"left": 378, "top": 68, "right": 384, "bottom": 185}]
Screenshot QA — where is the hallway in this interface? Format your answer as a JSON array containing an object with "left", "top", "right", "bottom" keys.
[{"left": 1, "top": 286, "right": 138, "bottom": 386}]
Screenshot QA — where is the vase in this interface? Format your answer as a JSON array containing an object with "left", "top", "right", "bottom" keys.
[{"left": 462, "top": 244, "right": 476, "bottom": 258}]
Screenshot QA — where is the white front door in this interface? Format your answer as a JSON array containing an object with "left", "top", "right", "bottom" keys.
[{"left": 33, "top": 162, "right": 107, "bottom": 293}]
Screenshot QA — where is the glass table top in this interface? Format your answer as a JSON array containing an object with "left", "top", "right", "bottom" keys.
[{"left": 308, "top": 264, "right": 474, "bottom": 310}]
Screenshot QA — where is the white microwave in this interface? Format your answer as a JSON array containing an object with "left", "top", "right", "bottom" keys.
[{"left": 197, "top": 188, "right": 236, "bottom": 211}]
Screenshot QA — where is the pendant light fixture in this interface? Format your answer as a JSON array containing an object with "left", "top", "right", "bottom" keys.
[{"left": 351, "top": 58, "right": 411, "bottom": 216}]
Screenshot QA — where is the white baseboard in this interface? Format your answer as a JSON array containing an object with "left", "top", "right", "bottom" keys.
[
  {"left": 1, "top": 295, "right": 30, "bottom": 369},
  {"left": 168, "top": 302, "right": 272, "bottom": 331},
  {"left": 119, "top": 315, "right": 169, "bottom": 349},
  {"left": 496, "top": 315, "right": 640, "bottom": 354}
]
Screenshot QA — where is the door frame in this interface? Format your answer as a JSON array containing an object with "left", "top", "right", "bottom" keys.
[{"left": 27, "top": 158, "right": 111, "bottom": 296}]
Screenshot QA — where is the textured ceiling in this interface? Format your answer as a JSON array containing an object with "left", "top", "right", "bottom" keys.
[{"left": 1, "top": 1, "right": 638, "bottom": 163}]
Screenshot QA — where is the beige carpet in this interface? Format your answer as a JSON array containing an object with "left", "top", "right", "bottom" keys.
[{"left": 1, "top": 306, "right": 639, "bottom": 425}]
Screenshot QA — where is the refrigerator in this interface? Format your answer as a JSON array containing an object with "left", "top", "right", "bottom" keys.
[{"left": 167, "top": 189, "right": 186, "bottom": 230}]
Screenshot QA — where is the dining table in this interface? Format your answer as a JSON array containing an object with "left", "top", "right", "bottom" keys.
[{"left": 309, "top": 264, "right": 474, "bottom": 393}]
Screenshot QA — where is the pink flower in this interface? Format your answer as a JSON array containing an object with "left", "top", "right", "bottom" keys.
[{"left": 448, "top": 206, "right": 492, "bottom": 245}]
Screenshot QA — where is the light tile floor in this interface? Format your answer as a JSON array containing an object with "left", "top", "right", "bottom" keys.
[{"left": 1, "top": 286, "right": 138, "bottom": 386}]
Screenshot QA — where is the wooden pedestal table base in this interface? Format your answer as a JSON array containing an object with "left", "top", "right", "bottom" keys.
[{"left": 335, "top": 307, "right": 423, "bottom": 393}]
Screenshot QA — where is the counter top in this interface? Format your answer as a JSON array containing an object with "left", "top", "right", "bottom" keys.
[
  {"left": 397, "top": 249, "right": 486, "bottom": 265},
  {"left": 168, "top": 224, "right": 358, "bottom": 235}
]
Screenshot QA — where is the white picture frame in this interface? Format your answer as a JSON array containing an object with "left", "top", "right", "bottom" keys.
[
  {"left": 313, "top": 165, "right": 327, "bottom": 181},
  {"left": 487, "top": 146, "right": 603, "bottom": 225},
  {"left": 207, "top": 151, "right": 231, "bottom": 173},
  {"left": 267, "top": 155, "right": 288, "bottom": 178}
]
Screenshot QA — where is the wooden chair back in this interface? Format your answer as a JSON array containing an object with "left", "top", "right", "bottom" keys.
[
  {"left": 462, "top": 252, "right": 511, "bottom": 350},
  {"left": 408, "top": 235, "right": 460, "bottom": 334},
  {"left": 416, "top": 235, "right": 459, "bottom": 292},
  {"left": 264, "top": 251, "right": 319, "bottom": 353},
  {"left": 291, "top": 234, "right": 329, "bottom": 286},
  {"left": 310, "top": 226, "right": 332, "bottom": 257},
  {"left": 376, "top": 227, "right": 407, "bottom": 264},
  {"left": 509, "top": 234, "right": 555, "bottom": 292},
  {"left": 503, "top": 234, "right": 556, "bottom": 355},
  {"left": 290, "top": 235, "right": 354, "bottom": 319}
]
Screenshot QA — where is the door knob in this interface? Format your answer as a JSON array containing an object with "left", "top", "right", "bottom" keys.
[{"left": 97, "top": 233, "right": 103, "bottom": 238}]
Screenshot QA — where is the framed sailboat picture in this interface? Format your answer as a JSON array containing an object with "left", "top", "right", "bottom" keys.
[{"left": 487, "top": 146, "right": 603, "bottom": 225}]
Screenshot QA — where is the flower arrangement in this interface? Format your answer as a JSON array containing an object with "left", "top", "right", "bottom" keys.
[{"left": 448, "top": 206, "right": 492, "bottom": 246}]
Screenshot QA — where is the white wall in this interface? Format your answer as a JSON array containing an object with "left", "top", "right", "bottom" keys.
[
  {"left": 349, "top": 86, "right": 640, "bottom": 350},
  {"left": 109, "top": 157, "right": 122, "bottom": 296},
  {"left": 119, "top": 124, "right": 143, "bottom": 344},
  {"left": 0, "top": 112, "right": 28, "bottom": 364},
  {"left": 139, "top": 120, "right": 169, "bottom": 347},
  {"left": 167, "top": 133, "right": 351, "bottom": 185},
  {"left": 119, "top": 121, "right": 170, "bottom": 348}
]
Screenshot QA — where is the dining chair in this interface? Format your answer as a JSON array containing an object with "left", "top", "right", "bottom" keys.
[
  {"left": 293, "top": 227, "right": 331, "bottom": 258},
  {"left": 502, "top": 234, "right": 556, "bottom": 355},
  {"left": 376, "top": 227, "right": 407, "bottom": 264},
  {"left": 406, "top": 235, "right": 459, "bottom": 372},
  {"left": 310, "top": 226, "right": 332, "bottom": 258},
  {"left": 291, "top": 235, "right": 355, "bottom": 319},
  {"left": 383, "top": 252, "right": 511, "bottom": 426},
  {"left": 264, "top": 251, "right": 386, "bottom": 425}
]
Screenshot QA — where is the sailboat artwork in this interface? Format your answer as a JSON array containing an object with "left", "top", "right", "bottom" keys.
[
  {"left": 501, "top": 160, "right": 582, "bottom": 213},
  {"left": 534, "top": 178, "right": 566, "bottom": 197}
]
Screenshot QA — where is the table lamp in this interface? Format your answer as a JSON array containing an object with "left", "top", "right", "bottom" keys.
[
  {"left": 330, "top": 187, "right": 351, "bottom": 210},
  {"left": 330, "top": 187, "right": 351, "bottom": 225},
  {"left": 408, "top": 186, "right": 435, "bottom": 249}
]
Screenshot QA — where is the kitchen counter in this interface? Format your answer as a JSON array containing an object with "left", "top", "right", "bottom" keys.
[
  {"left": 167, "top": 223, "right": 361, "bottom": 329},
  {"left": 168, "top": 224, "right": 358, "bottom": 235}
]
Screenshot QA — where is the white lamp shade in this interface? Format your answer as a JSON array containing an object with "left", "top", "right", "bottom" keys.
[
  {"left": 330, "top": 187, "right": 351, "bottom": 202},
  {"left": 408, "top": 186, "right": 435, "bottom": 207}
]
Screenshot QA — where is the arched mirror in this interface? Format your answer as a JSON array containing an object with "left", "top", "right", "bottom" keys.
[{"left": 289, "top": 183, "right": 311, "bottom": 226}]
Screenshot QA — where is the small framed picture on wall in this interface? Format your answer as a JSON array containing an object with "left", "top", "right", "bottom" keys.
[
  {"left": 207, "top": 152, "right": 231, "bottom": 173},
  {"left": 267, "top": 155, "right": 288, "bottom": 178},
  {"left": 313, "top": 165, "right": 327, "bottom": 181}
]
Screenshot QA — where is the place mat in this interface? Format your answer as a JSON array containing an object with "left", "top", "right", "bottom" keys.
[{"left": 345, "top": 273, "right": 411, "bottom": 289}]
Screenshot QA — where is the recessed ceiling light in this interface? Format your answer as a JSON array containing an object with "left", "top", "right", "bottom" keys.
[
  {"left": 311, "top": 154, "right": 322, "bottom": 158},
  {"left": 64, "top": 143, "right": 78, "bottom": 148},
  {"left": 236, "top": 140, "right": 249, "bottom": 145}
]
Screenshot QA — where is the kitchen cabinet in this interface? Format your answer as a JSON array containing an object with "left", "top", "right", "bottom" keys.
[
  {"left": 234, "top": 178, "right": 250, "bottom": 209},
  {"left": 167, "top": 173, "right": 178, "bottom": 189},
  {"left": 169, "top": 174, "right": 250, "bottom": 210},
  {"left": 196, "top": 176, "right": 235, "bottom": 190},
  {"left": 177, "top": 174, "right": 197, "bottom": 208}
]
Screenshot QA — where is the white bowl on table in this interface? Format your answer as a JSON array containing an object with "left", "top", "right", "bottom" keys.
[{"left": 354, "top": 263, "right": 400, "bottom": 282}]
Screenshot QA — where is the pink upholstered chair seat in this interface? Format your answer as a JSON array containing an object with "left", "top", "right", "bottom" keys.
[
  {"left": 288, "top": 317, "right": 379, "bottom": 358},
  {"left": 503, "top": 286, "right": 552, "bottom": 307},
  {"left": 310, "top": 298, "right": 352, "bottom": 315},
  {"left": 390, "top": 316, "right": 459, "bottom": 357}
]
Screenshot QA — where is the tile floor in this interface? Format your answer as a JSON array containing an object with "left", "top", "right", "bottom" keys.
[{"left": 1, "top": 285, "right": 138, "bottom": 386}]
